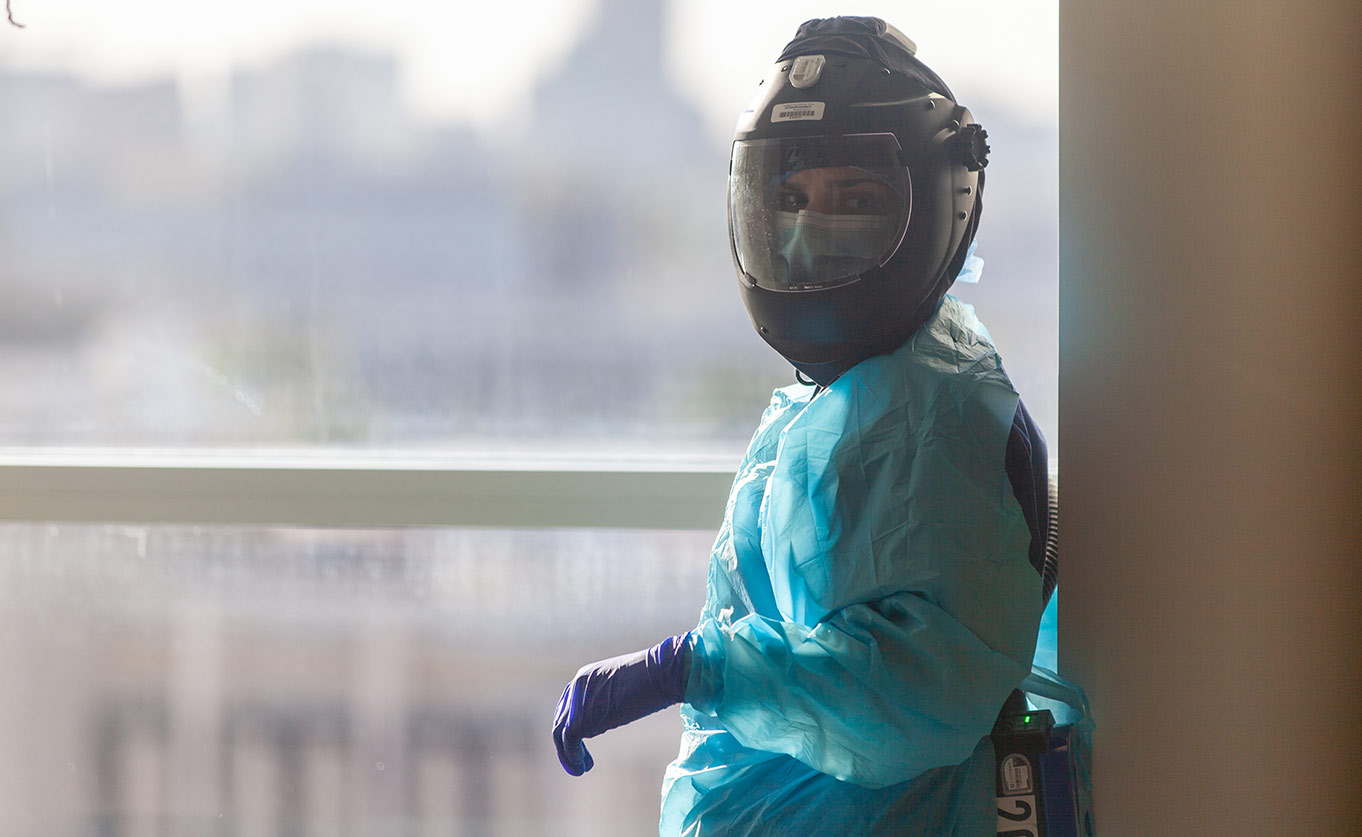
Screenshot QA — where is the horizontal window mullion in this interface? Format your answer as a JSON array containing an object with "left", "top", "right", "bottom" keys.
[{"left": 0, "top": 453, "right": 735, "bottom": 530}]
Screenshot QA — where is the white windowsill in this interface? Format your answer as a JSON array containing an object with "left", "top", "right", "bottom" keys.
[{"left": 0, "top": 448, "right": 737, "bottom": 530}]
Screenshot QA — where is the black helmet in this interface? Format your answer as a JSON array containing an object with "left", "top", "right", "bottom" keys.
[{"left": 729, "top": 17, "right": 988, "bottom": 385}]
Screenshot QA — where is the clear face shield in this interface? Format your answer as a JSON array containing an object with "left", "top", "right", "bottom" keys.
[{"left": 729, "top": 134, "right": 910, "bottom": 292}]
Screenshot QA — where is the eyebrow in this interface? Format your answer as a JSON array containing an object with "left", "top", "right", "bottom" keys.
[
  {"left": 832, "top": 176, "right": 882, "bottom": 188},
  {"left": 779, "top": 175, "right": 885, "bottom": 190}
]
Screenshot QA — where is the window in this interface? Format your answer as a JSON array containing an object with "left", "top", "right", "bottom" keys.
[
  {"left": 0, "top": 524, "right": 709, "bottom": 833},
  {"left": 1, "top": 0, "right": 1056, "bottom": 451},
  {"left": 0, "top": 0, "right": 1057, "bottom": 832}
]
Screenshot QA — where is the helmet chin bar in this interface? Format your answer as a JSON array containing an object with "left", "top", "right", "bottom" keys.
[
  {"left": 746, "top": 241, "right": 963, "bottom": 388},
  {"left": 790, "top": 357, "right": 855, "bottom": 388}
]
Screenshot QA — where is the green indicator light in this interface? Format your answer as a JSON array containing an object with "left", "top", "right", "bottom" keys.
[{"left": 1023, "top": 715, "right": 1032, "bottom": 724}]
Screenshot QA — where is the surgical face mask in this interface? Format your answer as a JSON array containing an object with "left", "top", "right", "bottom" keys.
[{"left": 775, "top": 209, "right": 894, "bottom": 287}]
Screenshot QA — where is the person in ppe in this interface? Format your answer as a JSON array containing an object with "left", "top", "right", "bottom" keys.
[{"left": 553, "top": 16, "right": 1052, "bottom": 835}]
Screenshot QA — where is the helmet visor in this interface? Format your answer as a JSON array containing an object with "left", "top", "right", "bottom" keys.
[{"left": 730, "top": 134, "right": 910, "bottom": 291}]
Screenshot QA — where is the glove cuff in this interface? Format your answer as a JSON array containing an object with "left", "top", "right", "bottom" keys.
[
  {"left": 647, "top": 633, "right": 691, "bottom": 706},
  {"left": 681, "top": 625, "right": 724, "bottom": 713}
]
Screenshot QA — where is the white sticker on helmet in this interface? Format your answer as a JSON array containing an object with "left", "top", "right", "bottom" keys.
[
  {"left": 789, "top": 54, "right": 825, "bottom": 89},
  {"left": 772, "top": 102, "right": 826, "bottom": 123}
]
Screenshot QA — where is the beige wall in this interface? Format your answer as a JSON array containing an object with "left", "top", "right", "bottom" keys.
[{"left": 1059, "top": 0, "right": 1362, "bottom": 833}]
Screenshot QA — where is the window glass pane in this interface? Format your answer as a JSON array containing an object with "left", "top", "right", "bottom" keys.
[
  {"left": 0, "top": 523, "right": 710, "bottom": 834},
  {"left": 0, "top": 0, "right": 1056, "bottom": 453}
]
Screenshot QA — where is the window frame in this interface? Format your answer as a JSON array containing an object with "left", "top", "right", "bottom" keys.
[{"left": 0, "top": 449, "right": 734, "bottom": 529}]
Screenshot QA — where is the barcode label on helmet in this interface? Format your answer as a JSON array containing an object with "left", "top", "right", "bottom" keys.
[{"left": 772, "top": 102, "right": 825, "bottom": 122}]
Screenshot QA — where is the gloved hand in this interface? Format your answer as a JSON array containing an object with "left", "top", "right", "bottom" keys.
[{"left": 552, "top": 633, "right": 690, "bottom": 776}]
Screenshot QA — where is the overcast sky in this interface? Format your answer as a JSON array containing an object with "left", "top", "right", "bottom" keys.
[{"left": 0, "top": 0, "right": 1057, "bottom": 139}]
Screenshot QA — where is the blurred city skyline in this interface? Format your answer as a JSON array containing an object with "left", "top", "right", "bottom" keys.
[
  {"left": 0, "top": 0, "right": 1057, "bottom": 453},
  {"left": 0, "top": 0, "right": 1058, "bottom": 139}
]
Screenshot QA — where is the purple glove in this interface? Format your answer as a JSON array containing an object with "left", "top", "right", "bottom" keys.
[{"left": 552, "top": 633, "right": 690, "bottom": 776}]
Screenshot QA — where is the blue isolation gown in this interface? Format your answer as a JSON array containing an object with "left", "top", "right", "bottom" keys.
[{"left": 659, "top": 296, "right": 1044, "bottom": 836}]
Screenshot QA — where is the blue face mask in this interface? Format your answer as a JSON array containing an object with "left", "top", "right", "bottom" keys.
[{"left": 775, "top": 209, "right": 895, "bottom": 287}]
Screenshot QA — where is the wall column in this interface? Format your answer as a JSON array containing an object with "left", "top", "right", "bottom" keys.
[{"left": 1059, "top": 1, "right": 1362, "bottom": 832}]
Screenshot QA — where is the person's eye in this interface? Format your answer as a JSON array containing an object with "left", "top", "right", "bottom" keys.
[
  {"left": 778, "top": 191, "right": 807, "bottom": 211},
  {"left": 843, "top": 193, "right": 877, "bottom": 212}
]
